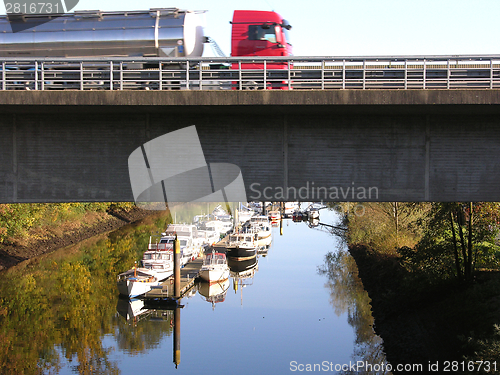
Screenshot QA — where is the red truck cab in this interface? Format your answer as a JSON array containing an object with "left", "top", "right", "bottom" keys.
[{"left": 231, "top": 10, "right": 292, "bottom": 58}]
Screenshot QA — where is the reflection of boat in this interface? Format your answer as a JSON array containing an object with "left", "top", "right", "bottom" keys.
[
  {"left": 226, "top": 232, "right": 258, "bottom": 260},
  {"left": 142, "top": 234, "right": 174, "bottom": 281},
  {"left": 116, "top": 298, "right": 151, "bottom": 321},
  {"left": 231, "top": 260, "right": 259, "bottom": 305},
  {"left": 199, "top": 250, "right": 230, "bottom": 283},
  {"left": 117, "top": 267, "right": 160, "bottom": 298},
  {"left": 227, "top": 254, "right": 258, "bottom": 273},
  {"left": 198, "top": 278, "right": 230, "bottom": 309}
]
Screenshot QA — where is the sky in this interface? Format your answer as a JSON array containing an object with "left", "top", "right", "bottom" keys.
[{"left": 1, "top": 0, "right": 499, "bottom": 57}]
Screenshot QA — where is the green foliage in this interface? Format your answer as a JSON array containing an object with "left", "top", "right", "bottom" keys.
[
  {"left": 463, "top": 325, "right": 500, "bottom": 368},
  {"left": 410, "top": 203, "right": 500, "bottom": 283},
  {"left": 336, "top": 202, "right": 429, "bottom": 254},
  {"left": 0, "top": 202, "right": 136, "bottom": 243},
  {"left": 0, "top": 210, "right": 172, "bottom": 374}
]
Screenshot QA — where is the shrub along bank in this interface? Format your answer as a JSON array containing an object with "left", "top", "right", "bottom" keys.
[
  {"left": 0, "top": 203, "right": 157, "bottom": 270},
  {"left": 338, "top": 203, "right": 500, "bottom": 373}
]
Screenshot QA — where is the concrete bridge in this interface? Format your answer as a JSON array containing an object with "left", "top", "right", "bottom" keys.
[{"left": 1, "top": 89, "right": 500, "bottom": 203}]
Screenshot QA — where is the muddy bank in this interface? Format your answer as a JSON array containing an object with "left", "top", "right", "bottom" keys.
[
  {"left": 0, "top": 206, "right": 160, "bottom": 271},
  {"left": 349, "top": 244, "right": 500, "bottom": 371}
]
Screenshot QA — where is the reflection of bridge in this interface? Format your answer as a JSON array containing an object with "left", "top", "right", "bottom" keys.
[
  {"left": 2, "top": 55, "right": 500, "bottom": 90},
  {"left": 2, "top": 55, "right": 500, "bottom": 203}
]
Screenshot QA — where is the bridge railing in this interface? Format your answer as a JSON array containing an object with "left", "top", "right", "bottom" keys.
[{"left": 2, "top": 55, "right": 500, "bottom": 90}]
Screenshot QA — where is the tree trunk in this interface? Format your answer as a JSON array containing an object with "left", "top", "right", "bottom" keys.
[
  {"left": 466, "top": 202, "right": 474, "bottom": 281},
  {"left": 457, "top": 209, "right": 469, "bottom": 280},
  {"left": 449, "top": 210, "right": 463, "bottom": 281}
]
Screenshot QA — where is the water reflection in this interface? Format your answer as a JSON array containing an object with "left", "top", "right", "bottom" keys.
[
  {"left": 0, "top": 205, "right": 391, "bottom": 374},
  {"left": 319, "top": 249, "right": 391, "bottom": 375},
  {"left": 198, "top": 279, "right": 230, "bottom": 309},
  {"left": 0, "top": 211, "right": 171, "bottom": 374}
]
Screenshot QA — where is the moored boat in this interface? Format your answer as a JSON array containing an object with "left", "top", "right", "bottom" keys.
[
  {"left": 164, "top": 224, "right": 200, "bottom": 265},
  {"left": 246, "top": 215, "right": 272, "bottom": 247},
  {"left": 116, "top": 267, "right": 160, "bottom": 298},
  {"left": 226, "top": 232, "right": 258, "bottom": 260},
  {"left": 269, "top": 210, "right": 281, "bottom": 221},
  {"left": 142, "top": 234, "right": 174, "bottom": 281},
  {"left": 199, "top": 250, "right": 230, "bottom": 283}
]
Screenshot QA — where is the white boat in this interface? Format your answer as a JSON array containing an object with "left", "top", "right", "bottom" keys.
[
  {"left": 116, "top": 267, "right": 160, "bottom": 298},
  {"left": 209, "top": 205, "right": 234, "bottom": 236},
  {"left": 226, "top": 232, "right": 258, "bottom": 260},
  {"left": 199, "top": 250, "right": 230, "bottom": 284},
  {"left": 164, "top": 224, "right": 200, "bottom": 265},
  {"left": 247, "top": 215, "right": 272, "bottom": 247},
  {"left": 284, "top": 202, "right": 299, "bottom": 214},
  {"left": 269, "top": 210, "right": 281, "bottom": 221},
  {"left": 142, "top": 235, "right": 174, "bottom": 281},
  {"left": 237, "top": 203, "right": 255, "bottom": 223},
  {"left": 196, "top": 229, "right": 220, "bottom": 248},
  {"left": 213, "top": 204, "right": 234, "bottom": 219},
  {"left": 202, "top": 220, "right": 226, "bottom": 239}
]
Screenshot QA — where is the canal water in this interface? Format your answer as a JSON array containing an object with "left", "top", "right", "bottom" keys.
[{"left": 0, "top": 206, "right": 389, "bottom": 374}]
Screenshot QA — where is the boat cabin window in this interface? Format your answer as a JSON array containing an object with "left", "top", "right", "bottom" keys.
[
  {"left": 143, "top": 254, "right": 152, "bottom": 260},
  {"left": 160, "top": 238, "right": 173, "bottom": 244},
  {"left": 180, "top": 239, "right": 188, "bottom": 246},
  {"left": 246, "top": 236, "right": 252, "bottom": 242}
]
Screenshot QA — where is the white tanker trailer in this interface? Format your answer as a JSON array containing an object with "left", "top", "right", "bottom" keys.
[{"left": 0, "top": 8, "right": 206, "bottom": 58}]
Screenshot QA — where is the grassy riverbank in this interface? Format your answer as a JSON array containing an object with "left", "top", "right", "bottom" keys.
[
  {"left": 0, "top": 203, "right": 161, "bottom": 271},
  {"left": 339, "top": 203, "right": 500, "bottom": 373}
]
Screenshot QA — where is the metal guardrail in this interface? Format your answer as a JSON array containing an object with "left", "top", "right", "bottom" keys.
[{"left": 2, "top": 55, "right": 500, "bottom": 91}]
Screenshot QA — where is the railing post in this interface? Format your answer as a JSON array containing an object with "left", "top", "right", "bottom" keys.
[
  {"left": 447, "top": 59, "right": 450, "bottom": 89},
  {"left": 321, "top": 60, "right": 325, "bottom": 90},
  {"left": 120, "top": 62, "right": 123, "bottom": 91},
  {"left": 1, "top": 61, "right": 5, "bottom": 90},
  {"left": 404, "top": 60, "right": 407, "bottom": 89},
  {"left": 239, "top": 60, "right": 242, "bottom": 90},
  {"left": 199, "top": 60, "right": 203, "bottom": 90},
  {"left": 40, "top": 62, "right": 44, "bottom": 90},
  {"left": 186, "top": 61, "right": 190, "bottom": 90},
  {"left": 159, "top": 61, "right": 162, "bottom": 91},
  {"left": 490, "top": 59, "right": 494, "bottom": 89},
  {"left": 263, "top": 59, "right": 267, "bottom": 89},
  {"left": 287, "top": 59, "right": 291, "bottom": 90},
  {"left": 342, "top": 60, "right": 346, "bottom": 89},
  {"left": 362, "top": 59, "right": 366, "bottom": 89},
  {"left": 423, "top": 59, "right": 426, "bottom": 89},
  {"left": 109, "top": 61, "right": 113, "bottom": 90},
  {"left": 80, "top": 61, "right": 83, "bottom": 90},
  {"left": 34, "top": 61, "right": 38, "bottom": 90}
]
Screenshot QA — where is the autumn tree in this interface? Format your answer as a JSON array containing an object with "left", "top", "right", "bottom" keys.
[{"left": 404, "top": 202, "right": 500, "bottom": 283}]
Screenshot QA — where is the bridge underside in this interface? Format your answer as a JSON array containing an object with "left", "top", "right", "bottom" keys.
[{"left": 1, "top": 90, "right": 500, "bottom": 203}]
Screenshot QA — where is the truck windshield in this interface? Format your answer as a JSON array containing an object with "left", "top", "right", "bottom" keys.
[{"left": 248, "top": 24, "right": 277, "bottom": 43}]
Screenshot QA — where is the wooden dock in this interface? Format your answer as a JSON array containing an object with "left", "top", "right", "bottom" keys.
[
  {"left": 212, "top": 235, "right": 229, "bottom": 251},
  {"left": 144, "top": 256, "right": 204, "bottom": 300}
]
